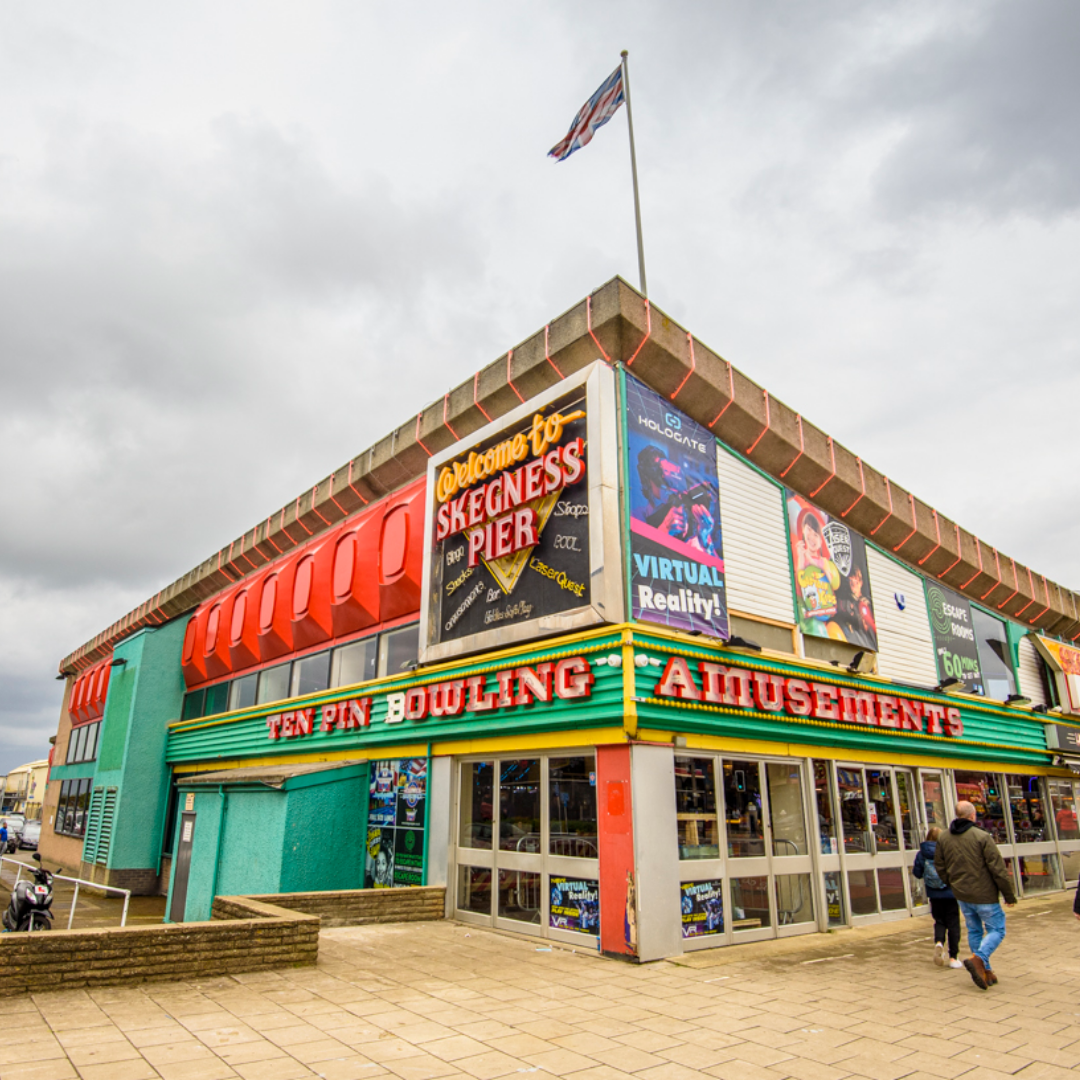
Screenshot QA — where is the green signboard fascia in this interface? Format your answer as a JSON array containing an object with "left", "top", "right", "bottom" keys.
[
  {"left": 628, "top": 632, "right": 1053, "bottom": 765},
  {"left": 167, "top": 633, "right": 628, "bottom": 765},
  {"left": 48, "top": 763, "right": 98, "bottom": 783}
]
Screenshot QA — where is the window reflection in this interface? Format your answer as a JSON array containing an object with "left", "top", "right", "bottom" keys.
[
  {"left": 548, "top": 757, "right": 597, "bottom": 858},
  {"left": 837, "top": 768, "right": 871, "bottom": 853},
  {"left": 675, "top": 757, "right": 719, "bottom": 859},
  {"left": 1049, "top": 779, "right": 1080, "bottom": 841},
  {"left": 1005, "top": 775, "right": 1048, "bottom": 843},
  {"left": 500, "top": 760, "right": 541, "bottom": 851},
  {"left": 460, "top": 761, "right": 494, "bottom": 849},
  {"left": 813, "top": 761, "right": 838, "bottom": 855},
  {"left": 724, "top": 761, "right": 765, "bottom": 858},
  {"left": 954, "top": 772, "right": 1009, "bottom": 844},
  {"left": 866, "top": 770, "right": 898, "bottom": 851}
]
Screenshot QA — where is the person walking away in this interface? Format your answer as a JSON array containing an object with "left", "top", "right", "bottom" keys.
[
  {"left": 0, "top": 821, "right": 7, "bottom": 852},
  {"left": 913, "top": 825, "right": 963, "bottom": 969},
  {"left": 935, "top": 800, "right": 1017, "bottom": 989}
]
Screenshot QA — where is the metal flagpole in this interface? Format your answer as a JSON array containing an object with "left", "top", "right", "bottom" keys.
[{"left": 620, "top": 49, "right": 648, "bottom": 297}]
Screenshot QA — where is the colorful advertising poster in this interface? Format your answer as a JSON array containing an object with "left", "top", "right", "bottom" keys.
[
  {"left": 926, "top": 583, "right": 983, "bottom": 693},
  {"left": 680, "top": 880, "right": 724, "bottom": 938},
  {"left": 786, "top": 492, "right": 877, "bottom": 651},
  {"left": 365, "top": 758, "right": 427, "bottom": 889},
  {"left": 625, "top": 375, "right": 728, "bottom": 638},
  {"left": 1033, "top": 636, "right": 1080, "bottom": 715},
  {"left": 549, "top": 877, "right": 599, "bottom": 935},
  {"left": 421, "top": 363, "right": 621, "bottom": 663}
]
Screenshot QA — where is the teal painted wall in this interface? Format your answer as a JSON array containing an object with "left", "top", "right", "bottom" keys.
[
  {"left": 281, "top": 768, "right": 369, "bottom": 892},
  {"left": 171, "top": 764, "right": 369, "bottom": 921},
  {"left": 90, "top": 618, "right": 187, "bottom": 870},
  {"left": 215, "top": 790, "right": 287, "bottom": 898}
]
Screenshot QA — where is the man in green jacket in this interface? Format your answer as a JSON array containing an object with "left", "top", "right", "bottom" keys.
[{"left": 935, "top": 800, "right": 1017, "bottom": 990}]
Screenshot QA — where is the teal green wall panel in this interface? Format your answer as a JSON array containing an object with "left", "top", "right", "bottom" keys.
[
  {"left": 215, "top": 790, "right": 286, "bottom": 898},
  {"left": 179, "top": 788, "right": 225, "bottom": 922}
]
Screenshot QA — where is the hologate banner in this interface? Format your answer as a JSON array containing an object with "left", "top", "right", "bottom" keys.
[
  {"left": 680, "top": 880, "right": 724, "bottom": 938},
  {"left": 625, "top": 374, "right": 728, "bottom": 638},
  {"left": 549, "top": 877, "right": 600, "bottom": 934},
  {"left": 927, "top": 583, "right": 983, "bottom": 693},
  {"left": 786, "top": 492, "right": 878, "bottom": 651},
  {"left": 365, "top": 758, "right": 427, "bottom": 888}
]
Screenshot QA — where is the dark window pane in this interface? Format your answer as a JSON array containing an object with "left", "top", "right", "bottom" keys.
[
  {"left": 972, "top": 607, "right": 1016, "bottom": 700},
  {"left": 332, "top": 638, "right": 378, "bottom": 687},
  {"left": 1005, "top": 774, "right": 1048, "bottom": 843},
  {"left": 954, "top": 771, "right": 1009, "bottom": 843},
  {"left": 498, "top": 869, "right": 541, "bottom": 924},
  {"left": 181, "top": 689, "right": 206, "bottom": 721},
  {"left": 813, "top": 760, "right": 838, "bottom": 854},
  {"left": 382, "top": 624, "right": 420, "bottom": 676},
  {"left": 75, "top": 725, "right": 88, "bottom": 763},
  {"left": 549, "top": 756, "right": 598, "bottom": 858},
  {"left": 675, "top": 757, "right": 718, "bottom": 859},
  {"left": 457, "top": 864, "right": 492, "bottom": 915},
  {"left": 256, "top": 663, "right": 291, "bottom": 705},
  {"left": 228, "top": 673, "right": 258, "bottom": 711},
  {"left": 724, "top": 760, "right": 765, "bottom": 858},
  {"left": 204, "top": 682, "right": 230, "bottom": 717},
  {"left": 291, "top": 652, "right": 330, "bottom": 698},
  {"left": 866, "top": 770, "right": 898, "bottom": 851},
  {"left": 498, "top": 760, "right": 540, "bottom": 852},
  {"left": 460, "top": 762, "right": 494, "bottom": 849},
  {"left": 86, "top": 722, "right": 100, "bottom": 763},
  {"left": 837, "top": 767, "right": 871, "bottom": 853}
]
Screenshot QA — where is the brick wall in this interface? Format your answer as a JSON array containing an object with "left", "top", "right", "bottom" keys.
[
  {"left": 239, "top": 886, "right": 445, "bottom": 928},
  {"left": 0, "top": 896, "right": 317, "bottom": 997}
]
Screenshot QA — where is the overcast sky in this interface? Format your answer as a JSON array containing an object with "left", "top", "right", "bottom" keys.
[{"left": 1, "top": 1, "right": 1078, "bottom": 777}]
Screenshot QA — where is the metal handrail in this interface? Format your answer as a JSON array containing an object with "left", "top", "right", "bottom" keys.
[{"left": 0, "top": 856, "right": 131, "bottom": 929}]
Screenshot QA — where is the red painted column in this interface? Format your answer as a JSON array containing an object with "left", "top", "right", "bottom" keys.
[{"left": 596, "top": 743, "right": 636, "bottom": 958}]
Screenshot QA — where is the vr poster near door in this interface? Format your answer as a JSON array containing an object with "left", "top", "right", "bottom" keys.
[
  {"left": 786, "top": 492, "right": 878, "bottom": 650},
  {"left": 624, "top": 374, "right": 728, "bottom": 638},
  {"left": 365, "top": 759, "right": 427, "bottom": 888}
]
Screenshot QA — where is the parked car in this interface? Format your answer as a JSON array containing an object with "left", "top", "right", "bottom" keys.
[{"left": 17, "top": 820, "right": 41, "bottom": 850}]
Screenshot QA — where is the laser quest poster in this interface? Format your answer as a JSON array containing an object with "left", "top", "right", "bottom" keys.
[{"left": 625, "top": 374, "right": 729, "bottom": 638}]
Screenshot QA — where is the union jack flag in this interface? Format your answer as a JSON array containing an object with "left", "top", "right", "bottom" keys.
[{"left": 548, "top": 65, "right": 625, "bottom": 162}]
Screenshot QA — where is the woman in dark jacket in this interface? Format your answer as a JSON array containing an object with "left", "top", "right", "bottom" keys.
[{"left": 914, "top": 825, "right": 962, "bottom": 968}]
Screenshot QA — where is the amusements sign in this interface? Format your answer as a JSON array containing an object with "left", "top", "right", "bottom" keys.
[
  {"left": 625, "top": 375, "right": 728, "bottom": 638},
  {"left": 786, "top": 492, "right": 878, "bottom": 651},
  {"left": 927, "top": 583, "right": 983, "bottom": 693},
  {"left": 365, "top": 758, "right": 427, "bottom": 888},
  {"left": 549, "top": 877, "right": 599, "bottom": 934},
  {"left": 680, "top": 880, "right": 724, "bottom": 938},
  {"left": 421, "top": 364, "right": 619, "bottom": 663}
]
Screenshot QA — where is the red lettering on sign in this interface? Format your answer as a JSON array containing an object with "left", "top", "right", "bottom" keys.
[
  {"left": 945, "top": 707, "right": 963, "bottom": 737},
  {"left": 698, "top": 662, "right": 726, "bottom": 703},
  {"left": 752, "top": 672, "right": 785, "bottom": 713},
  {"left": 924, "top": 702, "right": 946, "bottom": 735},
  {"left": 876, "top": 695, "right": 899, "bottom": 729},
  {"left": 655, "top": 657, "right": 701, "bottom": 701},
  {"left": 466, "top": 675, "right": 497, "bottom": 712},
  {"left": 811, "top": 683, "right": 840, "bottom": 720},
  {"left": 725, "top": 668, "right": 754, "bottom": 708},
  {"left": 404, "top": 687, "right": 428, "bottom": 721},
  {"left": 429, "top": 680, "right": 465, "bottom": 717},
  {"left": 516, "top": 663, "right": 554, "bottom": 705},
  {"left": 554, "top": 657, "right": 594, "bottom": 699},
  {"left": 785, "top": 678, "right": 812, "bottom": 716}
]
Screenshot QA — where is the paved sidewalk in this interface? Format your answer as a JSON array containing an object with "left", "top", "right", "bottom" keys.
[{"left": 2, "top": 891, "right": 1079, "bottom": 1080}]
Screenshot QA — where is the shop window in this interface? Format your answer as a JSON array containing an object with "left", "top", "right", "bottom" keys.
[
  {"left": 500, "top": 760, "right": 541, "bottom": 852},
  {"left": 812, "top": 761, "right": 838, "bottom": 855},
  {"left": 675, "top": 757, "right": 719, "bottom": 859},
  {"left": 766, "top": 762, "right": 808, "bottom": 856},
  {"left": 181, "top": 689, "right": 206, "bottom": 721},
  {"left": 971, "top": 607, "right": 1017, "bottom": 700},
  {"left": 1061, "top": 850, "right": 1080, "bottom": 883},
  {"left": 680, "top": 880, "right": 725, "bottom": 938},
  {"left": 55, "top": 778, "right": 91, "bottom": 838},
  {"left": 380, "top": 624, "right": 420, "bottom": 677},
  {"left": 724, "top": 760, "right": 765, "bottom": 858},
  {"left": 331, "top": 636, "right": 378, "bottom": 689},
  {"left": 498, "top": 869, "right": 541, "bottom": 924},
  {"left": 837, "top": 768, "right": 871, "bottom": 854},
  {"left": 227, "top": 673, "right": 258, "bottom": 712},
  {"left": 548, "top": 756, "right": 597, "bottom": 858},
  {"left": 731, "top": 876, "right": 770, "bottom": 929},
  {"left": 1004, "top": 775, "right": 1048, "bottom": 843},
  {"left": 204, "top": 682, "right": 229, "bottom": 717},
  {"left": 894, "top": 770, "right": 918, "bottom": 849},
  {"left": 877, "top": 867, "right": 907, "bottom": 910},
  {"left": 776, "top": 874, "right": 814, "bottom": 925},
  {"left": 256, "top": 662, "right": 292, "bottom": 705},
  {"left": 291, "top": 651, "right": 330, "bottom": 698},
  {"left": 459, "top": 761, "right": 494, "bottom": 850},
  {"left": 1049, "top": 779, "right": 1080, "bottom": 841},
  {"left": 866, "top": 770, "right": 899, "bottom": 852},
  {"left": 65, "top": 722, "right": 100, "bottom": 765},
  {"left": 921, "top": 773, "right": 947, "bottom": 831},
  {"left": 847, "top": 869, "right": 877, "bottom": 916},
  {"left": 1018, "top": 853, "right": 1061, "bottom": 894},
  {"left": 953, "top": 772, "right": 1009, "bottom": 844},
  {"left": 823, "top": 871, "right": 845, "bottom": 926},
  {"left": 457, "top": 865, "right": 492, "bottom": 915},
  {"left": 730, "top": 614, "right": 794, "bottom": 655}
]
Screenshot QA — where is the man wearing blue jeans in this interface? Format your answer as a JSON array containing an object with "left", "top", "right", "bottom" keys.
[{"left": 935, "top": 800, "right": 1017, "bottom": 989}]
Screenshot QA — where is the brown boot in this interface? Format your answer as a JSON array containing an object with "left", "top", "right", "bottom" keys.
[
  {"left": 963, "top": 955, "right": 988, "bottom": 989},
  {"left": 985, "top": 969, "right": 998, "bottom": 986}
]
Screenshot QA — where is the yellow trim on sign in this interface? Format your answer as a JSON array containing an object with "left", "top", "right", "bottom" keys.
[
  {"left": 621, "top": 629, "right": 638, "bottom": 739},
  {"left": 430, "top": 727, "right": 626, "bottom": 758},
  {"left": 170, "top": 745, "right": 431, "bottom": 775},
  {"left": 638, "top": 728, "right": 1058, "bottom": 773}
]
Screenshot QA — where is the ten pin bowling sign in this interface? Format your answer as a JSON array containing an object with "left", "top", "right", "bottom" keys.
[{"left": 420, "top": 361, "right": 622, "bottom": 663}]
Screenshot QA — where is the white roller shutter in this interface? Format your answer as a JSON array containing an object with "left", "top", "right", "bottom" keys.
[
  {"left": 865, "top": 548, "right": 938, "bottom": 687},
  {"left": 1017, "top": 635, "right": 1049, "bottom": 707},
  {"left": 715, "top": 444, "right": 793, "bottom": 624}
]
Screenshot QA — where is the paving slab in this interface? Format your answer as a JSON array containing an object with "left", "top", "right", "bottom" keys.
[{"left": 4, "top": 890, "right": 1079, "bottom": 1079}]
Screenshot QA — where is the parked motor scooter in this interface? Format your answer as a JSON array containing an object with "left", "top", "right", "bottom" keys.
[{"left": 2, "top": 853, "right": 57, "bottom": 932}]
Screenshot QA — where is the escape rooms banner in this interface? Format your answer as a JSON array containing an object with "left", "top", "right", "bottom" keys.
[
  {"left": 625, "top": 375, "right": 728, "bottom": 639},
  {"left": 926, "top": 583, "right": 983, "bottom": 693}
]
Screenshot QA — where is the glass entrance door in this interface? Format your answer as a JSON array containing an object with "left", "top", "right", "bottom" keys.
[
  {"left": 455, "top": 754, "right": 599, "bottom": 944},
  {"left": 677, "top": 755, "right": 815, "bottom": 948}
]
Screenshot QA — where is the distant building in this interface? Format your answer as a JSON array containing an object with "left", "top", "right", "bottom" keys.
[
  {"left": 39, "top": 280, "right": 1080, "bottom": 959},
  {"left": 3, "top": 760, "right": 50, "bottom": 820}
]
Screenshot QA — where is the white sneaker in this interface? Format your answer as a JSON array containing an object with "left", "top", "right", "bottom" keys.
[
  {"left": 934, "top": 943, "right": 945, "bottom": 967},
  {"left": 948, "top": 958, "right": 964, "bottom": 969}
]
